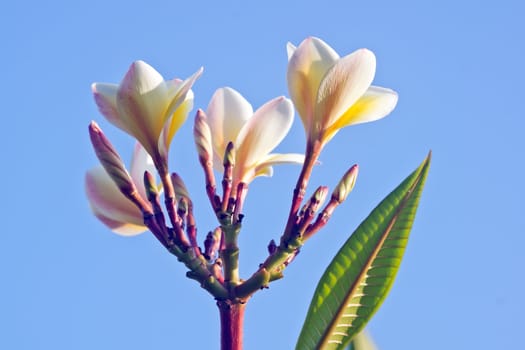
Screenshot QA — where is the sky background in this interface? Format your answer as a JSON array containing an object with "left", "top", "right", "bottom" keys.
[{"left": 2, "top": 0, "right": 524, "bottom": 349}]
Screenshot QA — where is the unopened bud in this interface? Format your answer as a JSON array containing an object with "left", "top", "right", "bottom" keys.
[
  {"left": 224, "top": 141, "right": 236, "bottom": 167},
  {"left": 267, "top": 239, "right": 277, "bottom": 255},
  {"left": 193, "top": 109, "right": 213, "bottom": 167},
  {"left": 299, "top": 186, "right": 328, "bottom": 218},
  {"left": 88, "top": 121, "right": 134, "bottom": 195},
  {"left": 332, "top": 164, "right": 359, "bottom": 203},
  {"left": 178, "top": 197, "right": 189, "bottom": 217},
  {"left": 204, "top": 228, "right": 221, "bottom": 260},
  {"left": 312, "top": 186, "right": 329, "bottom": 209},
  {"left": 143, "top": 171, "right": 159, "bottom": 201},
  {"left": 171, "top": 172, "right": 191, "bottom": 203}
]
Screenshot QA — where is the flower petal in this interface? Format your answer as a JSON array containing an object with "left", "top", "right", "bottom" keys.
[
  {"left": 129, "top": 143, "right": 157, "bottom": 200},
  {"left": 254, "top": 153, "right": 305, "bottom": 176},
  {"left": 253, "top": 166, "right": 273, "bottom": 179},
  {"left": 164, "top": 67, "right": 203, "bottom": 118},
  {"left": 244, "top": 153, "right": 305, "bottom": 182},
  {"left": 91, "top": 209, "right": 147, "bottom": 236},
  {"left": 92, "top": 83, "right": 128, "bottom": 131},
  {"left": 235, "top": 97, "right": 294, "bottom": 171},
  {"left": 315, "top": 48, "right": 376, "bottom": 136},
  {"left": 257, "top": 153, "right": 305, "bottom": 167},
  {"left": 157, "top": 67, "right": 202, "bottom": 159},
  {"left": 286, "top": 42, "right": 296, "bottom": 60},
  {"left": 159, "top": 89, "right": 195, "bottom": 160},
  {"left": 336, "top": 86, "right": 398, "bottom": 127},
  {"left": 116, "top": 60, "right": 169, "bottom": 156},
  {"left": 206, "top": 87, "right": 253, "bottom": 166},
  {"left": 287, "top": 37, "right": 339, "bottom": 131},
  {"left": 85, "top": 167, "right": 147, "bottom": 235},
  {"left": 324, "top": 86, "right": 398, "bottom": 143}
]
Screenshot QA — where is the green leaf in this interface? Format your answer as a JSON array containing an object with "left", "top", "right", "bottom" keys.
[{"left": 295, "top": 153, "right": 431, "bottom": 350}]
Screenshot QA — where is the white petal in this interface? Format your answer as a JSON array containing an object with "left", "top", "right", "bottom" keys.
[
  {"left": 116, "top": 61, "right": 169, "bottom": 156},
  {"left": 235, "top": 97, "right": 294, "bottom": 169},
  {"left": 315, "top": 49, "right": 376, "bottom": 131},
  {"left": 206, "top": 87, "right": 253, "bottom": 164},
  {"left": 253, "top": 153, "right": 305, "bottom": 177},
  {"left": 286, "top": 42, "right": 296, "bottom": 60},
  {"left": 129, "top": 143, "right": 157, "bottom": 200},
  {"left": 240, "top": 153, "right": 304, "bottom": 183},
  {"left": 256, "top": 153, "right": 305, "bottom": 167},
  {"left": 287, "top": 37, "right": 340, "bottom": 130}
]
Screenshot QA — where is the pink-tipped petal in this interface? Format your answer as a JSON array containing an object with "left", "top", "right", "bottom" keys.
[
  {"left": 91, "top": 209, "right": 148, "bottom": 236},
  {"left": 85, "top": 167, "right": 146, "bottom": 235},
  {"left": 92, "top": 83, "right": 127, "bottom": 131}
]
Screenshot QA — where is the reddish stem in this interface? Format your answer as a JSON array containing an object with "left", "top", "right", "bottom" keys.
[
  {"left": 282, "top": 141, "right": 322, "bottom": 241},
  {"left": 218, "top": 301, "right": 245, "bottom": 350}
]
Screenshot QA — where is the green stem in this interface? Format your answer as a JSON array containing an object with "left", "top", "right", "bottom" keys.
[{"left": 220, "top": 220, "right": 241, "bottom": 288}]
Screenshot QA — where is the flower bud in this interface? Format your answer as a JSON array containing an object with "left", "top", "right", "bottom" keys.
[
  {"left": 88, "top": 121, "right": 135, "bottom": 195},
  {"left": 267, "top": 239, "right": 277, "bottom": 254},
  {"left": 143, "top": 171, "right": 159, "bottom": 201},
  {"left": 332, "top": 164, "right": 359, "bottom": 203},
  {"left": 193, "top": 109, "right": 213, "bottom": 167},
  {"left": 223, "top": 141, "right": 236, "bottom": 167},
  {"left": 312, "top": 186, "right": 329, "bottom": 209},
  {"left": 204, "top": 228, "right": 222, "bottom": 260},
  {"left": 171, "top": 172, "right": 191, "bottom": 203}
]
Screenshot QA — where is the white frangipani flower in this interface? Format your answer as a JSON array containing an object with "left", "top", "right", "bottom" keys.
[
  {"left": 287, "top": 37, "right": 398, "bottom": 147},
  {"left": 199, "top": 87, "right": 304, "bottom": 192},
  {"left": 92, "top": 60, "right": 202, "bottom": 170}
]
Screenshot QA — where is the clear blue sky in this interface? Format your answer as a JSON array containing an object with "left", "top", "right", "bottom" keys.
[{"left": 3, "top": 0, "right": 524, "bottom": 349}]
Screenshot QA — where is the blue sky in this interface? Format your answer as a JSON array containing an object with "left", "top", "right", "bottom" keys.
[{"left": 3, "top": 0, "right": 524, "bottom": 349}]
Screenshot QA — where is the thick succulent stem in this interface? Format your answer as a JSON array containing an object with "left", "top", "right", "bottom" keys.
[{"left": 218, "top": 300, "right": 245, "bottom": 350}]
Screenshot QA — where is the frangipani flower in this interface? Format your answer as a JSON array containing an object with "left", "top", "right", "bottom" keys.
[
  {"left": 287, "top": 37, "right": 398, "bottom": 148},
  {"left": 197, "top": 87, "right": 303, "bottom": 191},
  {"left": 85, "top": 143, "right": 159, "bottom": 236},
  {"left": 92, "top": 60, "right": 202, "bottom": 171}
]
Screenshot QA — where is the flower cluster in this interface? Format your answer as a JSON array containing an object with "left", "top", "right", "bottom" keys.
[{"left": 85, "top": 36, "right": 397, "bottom": 251}]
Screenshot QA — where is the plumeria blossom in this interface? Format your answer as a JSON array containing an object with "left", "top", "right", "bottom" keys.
[
  {"left": 287, "top": 37, "right": 398, "bottom": 148},
  {"left": 92, "top": 60, "right": 202, "bottom": 171},
  {"left": 85, "top": 143, "right": 159, "bottom": 236},
  {"left": 199, "top": 87, "right": 304, "bottom": 192}
]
